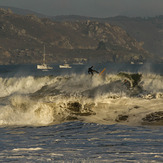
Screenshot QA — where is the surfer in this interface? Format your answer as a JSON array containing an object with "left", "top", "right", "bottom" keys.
[{"left": 88, "top": 66, "right": 99, "bottom": 75}]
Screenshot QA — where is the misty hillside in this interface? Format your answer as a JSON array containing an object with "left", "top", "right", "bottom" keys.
[
  {"left": 0, "top": 8, "right": 158, "bottom": 65},
  {"left": 105, "top": 16, "right": 163, "bottom": 58},
  {"left": 51, "top": 15, "right": 163, "bottom": 59},
  {"left": 1, "top": 6, "right": 163, "bottom": 59},
  {"left": 0, "top": 6, "right": 46, "bottom": 17}
]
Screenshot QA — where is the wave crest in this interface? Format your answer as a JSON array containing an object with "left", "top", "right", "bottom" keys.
[{"left": 0, "top": 72, "right": 162, "bottom": 126}]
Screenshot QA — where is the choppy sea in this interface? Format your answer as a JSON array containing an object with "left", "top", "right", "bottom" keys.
[{"left": 0, "top": 63, "right": 162, "bottom": 162}]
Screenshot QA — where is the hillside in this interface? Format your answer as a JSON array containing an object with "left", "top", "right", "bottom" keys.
[
  {"left": 0, "top": 6, "right": 46, "bottom": 17},
  {"left": 0, "top": 8, "right": 157, "bottom": 65},
  {"left": 52, "top": 15, "right": 163, "bottom": 60},
  {"left": 105, "top": 16, "right": 163, "bottom": 59}
]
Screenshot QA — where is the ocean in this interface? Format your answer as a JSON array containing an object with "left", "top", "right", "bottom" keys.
[{"left": 0, "top": 63, "right": 162, "bottom": 162}]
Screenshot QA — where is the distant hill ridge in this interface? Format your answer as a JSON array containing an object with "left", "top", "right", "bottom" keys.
[
  {"left": 52, "top": 15, "right": 163, "bottom": 59},
  {"left": 1, "top": 6, "right": 163, "bottom": 58},
  {"left": 0, "top": 7, "right": 161, "bottom": 65},
  {"left": 0, "top": 6, "right": 47, "bottom": 17}
]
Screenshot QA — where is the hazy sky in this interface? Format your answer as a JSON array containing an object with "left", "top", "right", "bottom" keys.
[{"left": 0, "top": 0, "right": 163, "bottom": 17}]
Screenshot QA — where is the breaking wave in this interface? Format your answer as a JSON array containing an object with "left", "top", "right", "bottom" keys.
[{"left": 0, "top": 72, "right": 162, "bottom": 127}]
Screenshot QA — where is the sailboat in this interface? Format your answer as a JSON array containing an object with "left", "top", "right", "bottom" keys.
[{"left": 37, "top": 46, "right": 53, "bottom": 71}]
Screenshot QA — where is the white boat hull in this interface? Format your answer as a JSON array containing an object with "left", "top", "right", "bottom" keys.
[
  {"left": 37, "top": 64, "right": 53, "bottom": 70},
  {"left": 59, "top": 64, "right": 72, "bottom": 69}
]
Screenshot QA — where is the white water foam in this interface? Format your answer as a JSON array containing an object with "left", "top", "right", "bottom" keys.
[{"left": 0, "top": 73, "right": 162, "bottom": 126}]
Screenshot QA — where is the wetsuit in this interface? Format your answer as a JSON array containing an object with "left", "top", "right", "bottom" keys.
[{"left": 88, "top": 66, "right": 99, "bottom": 75}]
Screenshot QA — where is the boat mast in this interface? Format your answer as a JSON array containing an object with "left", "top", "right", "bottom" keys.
[{"left": 43, "top": 45, "right": 46, "bottom": 64}]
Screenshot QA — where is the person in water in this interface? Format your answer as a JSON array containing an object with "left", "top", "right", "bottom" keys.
[{"left": 88, "top": 66, "right": 99, "bottom": 75}]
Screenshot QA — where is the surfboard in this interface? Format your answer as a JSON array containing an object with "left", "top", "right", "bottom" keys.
[{"left": 99, "top": 68, "right": 106, "bottom": 75}]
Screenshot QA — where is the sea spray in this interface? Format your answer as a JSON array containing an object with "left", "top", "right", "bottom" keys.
[{"left": 0, "top": 73, "right": 162, "bottom": 126}]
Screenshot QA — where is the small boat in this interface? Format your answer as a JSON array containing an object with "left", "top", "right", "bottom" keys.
[
  {"left": 37, "top": 46, "right": 53, "bottom": 71},
  {"left": 130, "top": 61, "right": 143, "bottom": 65},
  {"left": 59, "top": 63, "right": 72, "bottom": 68},
  {"left": 37, "top": 63, "right": 53, "bottom": 70},
  {"left": 138, "top": 62, "right": 143, "bottom": 65}
]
